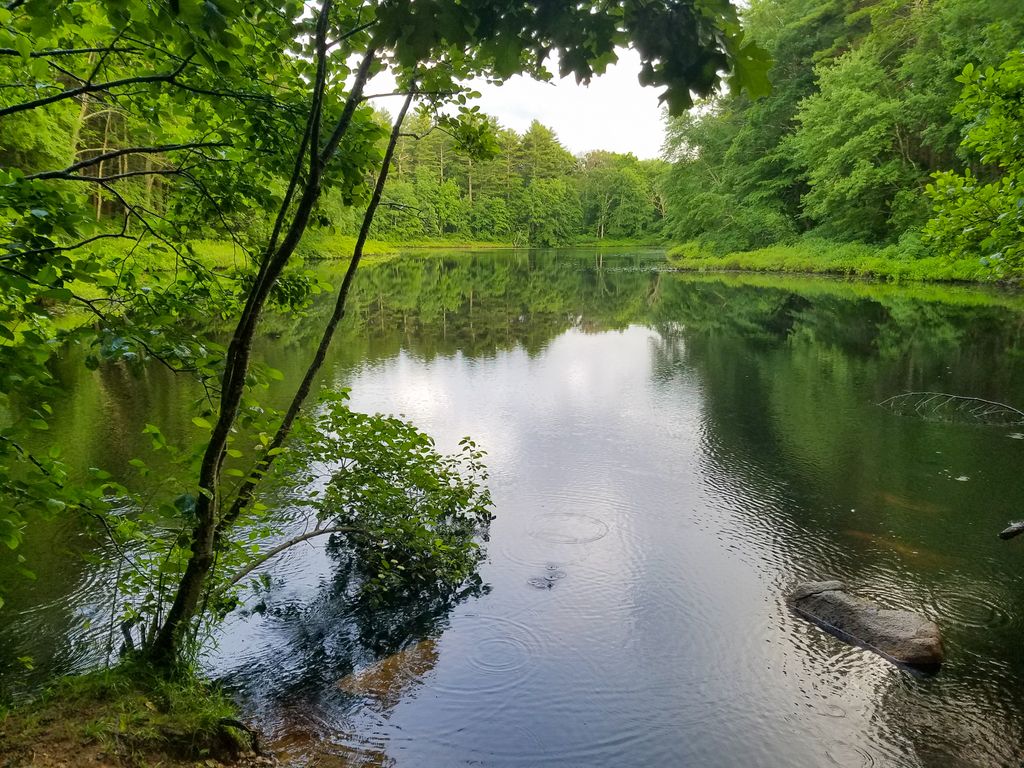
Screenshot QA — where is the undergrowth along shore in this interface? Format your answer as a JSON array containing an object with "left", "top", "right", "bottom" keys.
[
  {"left": 191, "top": 233, "right": 666, "bottom": 267},
  {"left": 666, "top": 238, "right": 1002, "bottom": 283},
  {"left": 0, "top": 663, "right": 269, "bottom": 767},
  {"left": 109, "top": 232, "right": 1005, "bottom": 286}
]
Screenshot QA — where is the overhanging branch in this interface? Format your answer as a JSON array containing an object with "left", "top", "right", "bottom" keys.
[
  {"left": 0, "top": 56, "right": 194, "bottom": 118},
  {"left": 25, "top": 142, "right": 229, "bottom": 181}
]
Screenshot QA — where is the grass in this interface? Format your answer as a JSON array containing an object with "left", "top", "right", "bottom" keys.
[
  {"left": 666, "top": 238, "right": 998, "bottom": 283},
  {"left": 572, "top": 235, "right": 667, "bottom": 248},
  {"left": 0, "top": 663, "right": 261, "bottom": 767},
  {"left": 190, "top": 234, "right": 519, "bottom": 263},
  {"left": 376, "top": 237, "right": 517, "bottom": 250}
]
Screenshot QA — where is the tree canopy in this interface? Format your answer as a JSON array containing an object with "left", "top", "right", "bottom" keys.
[{"left": 660, "top": 0, "right": 1024, "bottom": 269}]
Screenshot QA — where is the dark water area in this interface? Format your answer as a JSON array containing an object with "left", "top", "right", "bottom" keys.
[{"left": 4, "top": 249, "right": 1024, "bottom": 766}]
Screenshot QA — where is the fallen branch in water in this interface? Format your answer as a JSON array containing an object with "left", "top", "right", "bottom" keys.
[{"left": 878, "top": 391, "right": 1024, "bottom": 426}]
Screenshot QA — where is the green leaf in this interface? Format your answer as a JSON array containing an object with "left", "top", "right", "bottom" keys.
[
  {"left": 14, "top": 35, "right": 31, "bottom": 61},
  {"left": 192, "top": 416, "right": 213, "bottom": 430}
]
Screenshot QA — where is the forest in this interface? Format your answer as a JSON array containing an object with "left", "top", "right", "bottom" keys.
[
  {"left": 3, "top": 0, "right": 1024, "bottom": 765},
  {"left": 3, "top": 0, "right": 1021, "bottom": 268},
  {"left": 367, "top": 117, "right": 668, "bottom": 245},
  {"left": 662, "top": 0, "right": 1024, "bottom": 277}
]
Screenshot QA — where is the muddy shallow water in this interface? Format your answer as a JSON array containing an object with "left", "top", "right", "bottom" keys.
[{"left": 4, "top": 250, "right": 1024, "bottom": 766}]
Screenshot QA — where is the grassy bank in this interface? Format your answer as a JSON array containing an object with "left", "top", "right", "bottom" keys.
[
  {"left": 99, "top": 234, "right": 663, "bottom": 275},
  {"left": 676, "top": 271, "right": 1024, "bottom": 313},
  {"left": 0, "top": 664, "right": 266, "bottom": 767},
  {"left": 667, "top": 239, "right": 996, "bottom": 283},
  {"left": 572, "top": 236, "right": 667, "bottom": 249},
  {"left": 189, "top": 233, "right": 397, "bottom": 267}
]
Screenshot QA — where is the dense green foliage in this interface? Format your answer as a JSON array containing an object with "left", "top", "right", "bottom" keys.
[
  {"left": 277, "top": 390, "right": 493, "bottom": 603},
  {"left": 662, "top": 0, "right": 1024, "bottom": 275},
  {"left": 0, "top": 0, "right": 765, "bottom": 666},
  {"left": 923, "top": 52, "right": 1024, "bottom": 275},
  {"left": 371, "top": 117, "right": 668, "bottom": 246}
]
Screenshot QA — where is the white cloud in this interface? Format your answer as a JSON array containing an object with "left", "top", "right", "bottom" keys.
[
  {"left": 467, "top": 48, "right": 669, "bottom": 160},
  {"left": 365, "top": 48, "right": 669, "bottom": 160}
]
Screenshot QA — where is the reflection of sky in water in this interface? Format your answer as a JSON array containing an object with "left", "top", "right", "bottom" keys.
[
  {"left": 5, "top": 259, "right": 1024, "bottom": 767},
  {"left": 205, "top": 324, "right": 1024, "bottom": 767}
]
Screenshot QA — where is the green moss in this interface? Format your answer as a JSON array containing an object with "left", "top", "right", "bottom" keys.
[
  {"left": 0, "top": 662, "right": 255, "bottom": 767},
  {"left": 666, "top": 238, "right": 997, "bottom": 283}
]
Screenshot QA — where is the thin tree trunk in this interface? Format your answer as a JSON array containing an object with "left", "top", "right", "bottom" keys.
[
  {"left": 147, "top": 4, "right": 379, "bottom": 666},
  {"left": 144, "top": 155, "right": 154, "bottom": 209},
  {"left": 218, "top": 89, "right": 416, "bottom": 536},
  {"left": 95, "top": 111, "right": 111, "bottom": 220}
]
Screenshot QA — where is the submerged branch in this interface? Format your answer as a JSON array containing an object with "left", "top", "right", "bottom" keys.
[{"left": 878, "top": 391, "right": 1024, "bottom": 426}]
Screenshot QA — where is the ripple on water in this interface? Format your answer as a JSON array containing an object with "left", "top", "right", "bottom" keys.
[
  {"left": 425, "top": 613, "right": 548, "bottom": 698},
  {"left": 824, "top": 741, "right": 878, "bottom": 767},
  {"left": 496, "top": 505, "right": 624, "bottom": 569},
  {"left": 926, "top": 587, "right": 1012, "bottom": 631},
  {"left": 527, "top": 512, "right": 610, "bottom": 544}
]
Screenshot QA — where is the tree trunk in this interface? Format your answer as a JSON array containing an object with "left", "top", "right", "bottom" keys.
[
  {"left": 147, "top": 8, "right": 377, "bottom": 667},
  {"left": 95, "top": 111, "right": 111, "bottom": 220},
  {"left": 217, "top": 88, "right": 415, "bottom": 536}
]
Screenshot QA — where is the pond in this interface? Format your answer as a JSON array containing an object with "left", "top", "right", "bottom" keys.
[{"left": 4, "top": 249, "right": 1024, "bottom": 766}]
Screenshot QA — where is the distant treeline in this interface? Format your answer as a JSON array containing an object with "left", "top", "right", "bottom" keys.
[{"left": 344, "top": 116, "right": 670, "bottom": 246}]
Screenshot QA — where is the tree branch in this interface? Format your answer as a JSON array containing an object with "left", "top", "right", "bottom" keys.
[
  {"left": 228, "top": 524, "right": 357, "bottom": 586},
  {"left": 0, "top": 56, "right": 193, "bottom": 118},
  {"left": 25, "top": 142, "right": 228, "bottom": 181},
  {"left": 0, "top": 46, "right": 141, "bottom": 58},
  {"left": 1, "top": 216, "right": 132, "bottom": 262}
]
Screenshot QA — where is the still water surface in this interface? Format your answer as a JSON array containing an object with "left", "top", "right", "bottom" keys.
[{"left": 4, "top": 250, "right": 1024, "bottom": 766}]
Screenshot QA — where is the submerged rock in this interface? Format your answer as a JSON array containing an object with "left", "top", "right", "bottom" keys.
[
  {"left": 788, "top": 580, "right": 943, "bottom": 668},
  {"left": 999, "top": 521, "right": 1024, "bottom": 540}
]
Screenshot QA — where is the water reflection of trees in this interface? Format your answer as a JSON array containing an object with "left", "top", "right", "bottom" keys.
[
  {"left": 10, "top": 252, "right": 1024, "bottom": 761},
  {"left": 646, "top": 277, "right": 1024, "bottom": 766},
  {"left": 224, "top": 543, "right": 487, "bottom": 768}
]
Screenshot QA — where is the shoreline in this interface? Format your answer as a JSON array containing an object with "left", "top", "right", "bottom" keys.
[{"left": 666, "top": 238, "right": 1006, "bottom": 285}]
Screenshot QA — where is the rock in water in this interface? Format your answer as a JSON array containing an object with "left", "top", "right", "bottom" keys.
[
  {"left": 999, "top": 521, "right": 1024, "bottom": 540},
  {"left": 788, "top": 580, "right": 943, "bottom": 668}
]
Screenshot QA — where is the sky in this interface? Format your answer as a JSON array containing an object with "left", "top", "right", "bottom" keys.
[{"left": 366, "top": 48, "right": 670, "bottom": 160}]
